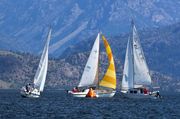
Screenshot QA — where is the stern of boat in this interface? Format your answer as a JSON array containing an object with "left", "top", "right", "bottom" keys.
[{"left": 20, "top": 87, "right": 40, "bottom": 98}]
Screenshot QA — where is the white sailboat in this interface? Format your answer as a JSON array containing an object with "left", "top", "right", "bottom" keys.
[
  {"left": 20, "top": 28, "right": 52, "bottom": 98},
  {"left": 68, "top": 33, "right": 116, "bottom": 98},
  {"left": 121, "top": 21, "right": 161, "bottom": 99}
]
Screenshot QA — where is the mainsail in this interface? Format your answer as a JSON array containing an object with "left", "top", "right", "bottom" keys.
[
  {"left": 78, "top": 33, "right": 100, "bottom": 87},
  {"left": 99, "top": 35, "right": 116, "bottom": 89},
  {"left": 132, "top": 25, "right": 151, "bottom": 86},
  {"left": 33, "top": 29, "right": 52, "bottom": 92}
]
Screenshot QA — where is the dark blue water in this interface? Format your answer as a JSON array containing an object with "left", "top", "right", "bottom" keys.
[{"left": 0, "top": 90, "right": 179, "bottom": 119}]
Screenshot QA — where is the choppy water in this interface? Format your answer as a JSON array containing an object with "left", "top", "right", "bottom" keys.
[{"left": 0, "top": 90, "right": 179, "bottom": 119}]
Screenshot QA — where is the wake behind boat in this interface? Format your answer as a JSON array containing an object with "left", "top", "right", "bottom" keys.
[
  {"left": 20, "top": 28, "right": 52, "bottom": 98},
  {"left": 68, "top": 33, "right": 117, "bottom": 98},
  {"left": 121, "top": 21, "right": 161, "bottom": 99}
]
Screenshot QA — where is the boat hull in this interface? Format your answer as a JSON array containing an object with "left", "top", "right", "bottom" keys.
[
  {"left": 20, "top": 87, "right": 40, "bottom": 98},
  {"left": 121, "top": 91, "right": 157, "bottom": 99},
  {"left": 68, "top": 89, "right": 116, "bottom": 98},
  {"left": 68, "top": 89, "right": 89, "bottom": 97},
  {"left": 96, "top": 90, "right": 116, "bottom": 98}
]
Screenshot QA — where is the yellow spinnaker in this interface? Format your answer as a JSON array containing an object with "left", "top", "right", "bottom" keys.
[{"left": 99, "top": 35, "right": 116, "bottom": 89}]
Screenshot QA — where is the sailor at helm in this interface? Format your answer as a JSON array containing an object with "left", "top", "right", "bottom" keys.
[{"left": 25, "top": 83, "right": 33, "bottom": 93}]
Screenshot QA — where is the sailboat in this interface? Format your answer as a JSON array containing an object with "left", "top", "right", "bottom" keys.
[
  {"left": 121, "top": 21, "right": 161, "bottom": 99},
  {"left": 68, "top": 33, "right": 116, "bottom": 98},
  {"left": 20, "top": 28, "right": 52, "bottom": 98}
]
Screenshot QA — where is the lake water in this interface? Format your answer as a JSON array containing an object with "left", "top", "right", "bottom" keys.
[{"left": 0, "top": 90, "right": 179, "bottom": 119}]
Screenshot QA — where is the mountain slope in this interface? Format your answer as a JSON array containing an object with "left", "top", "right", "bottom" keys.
[
  {"left": 0, "top": 0, "right": 180, "bottom": 55},
  {"left": 0, "top": 50, "right": 180, "bottom": 92}
]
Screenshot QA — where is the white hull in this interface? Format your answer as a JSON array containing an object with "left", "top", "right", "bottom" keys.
[
  {"left": 96, "top": 90, "right": 116, "bottom": 97},
  {"left": 68, "top": 89, "right": 116, "bottom": 98},
  {"left": 21, "top": 87, "right": 40, "bottom": 98},
  {"left": 68, "top": 89, "right": 89, "bottom": 97},
  {"left": 121, "top": 91, "right": 157, "bottom": 99}
]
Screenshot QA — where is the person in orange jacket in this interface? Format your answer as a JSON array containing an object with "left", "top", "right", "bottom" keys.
[{"left": 86, "top": 88, "right": 96, "bottom": 98}]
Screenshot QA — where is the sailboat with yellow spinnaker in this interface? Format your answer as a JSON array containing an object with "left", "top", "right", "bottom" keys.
[
  {"left": 95, "top": 35, "right": 116, "bottom": 97},
  {"left": 68, "top": 33, "right": 117, "bottom": 98}
]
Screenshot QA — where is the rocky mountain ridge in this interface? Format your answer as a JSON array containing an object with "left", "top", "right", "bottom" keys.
[{"left": 0, "top": 0, "right": 180, "bottom": 55}]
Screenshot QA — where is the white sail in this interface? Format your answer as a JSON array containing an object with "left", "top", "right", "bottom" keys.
[
  {"left": 78, "top": 33, "right": 100, "bottom": 87},
  {"left": 33, "top": 29, "right": 52, "bottom": 92},
  {"left": 122, "top": 37, "right": 134, "bottom": 90},
  {"left": 132, "top": 25, "right": 151, "bottom": 86}
]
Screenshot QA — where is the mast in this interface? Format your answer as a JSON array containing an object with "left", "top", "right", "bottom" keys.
[
  {"left": 97, "top": 32, "right": 100, "bottom": 89},
  {"left": 131, "top": 19, "right": 135, "bottom": 89}
]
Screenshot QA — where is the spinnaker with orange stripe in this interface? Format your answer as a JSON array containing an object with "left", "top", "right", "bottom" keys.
[{"left": 99, "top": 35, "right": 116, "bottom": 90}]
